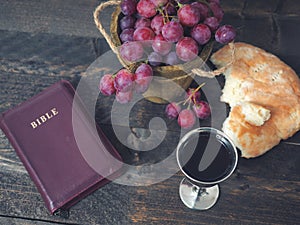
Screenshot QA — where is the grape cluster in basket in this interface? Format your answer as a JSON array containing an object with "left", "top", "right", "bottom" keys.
[
  {"left": 118, "top": 0, "right": 236, "bottom": 64},
  {"left": 99, "top": 0, "right": 235, "bottom": 128}
]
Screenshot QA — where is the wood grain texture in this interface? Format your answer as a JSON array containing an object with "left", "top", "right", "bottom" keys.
[
  {"left": 0, "top": 216, "right": 76, "bottom": 225},
  {"left": 0, "top": 0, "right": 113, "bottom": 38},
  {"left": 0, "top": 0, "right": 300, "bottom": 224}
]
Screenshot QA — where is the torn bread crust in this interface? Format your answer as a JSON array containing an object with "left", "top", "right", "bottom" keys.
[
  {"left": 222, "top": 104, "right": 280, "bottom": 158},
  {"left": 210, "top": 42, "right": 300, "bottom": 158}
]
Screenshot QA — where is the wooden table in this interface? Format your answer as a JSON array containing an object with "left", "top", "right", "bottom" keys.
[{"left": 0, "top": 0, "right": 299, "bottom": 224}]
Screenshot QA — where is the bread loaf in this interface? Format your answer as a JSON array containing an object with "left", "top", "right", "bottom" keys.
[{"left": 210, "top": 42, "right": 300, "bottom": 158}]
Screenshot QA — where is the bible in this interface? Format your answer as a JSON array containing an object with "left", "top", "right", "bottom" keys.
[{"left": 0, "top": 80, "right": 123, "bottom": 215}]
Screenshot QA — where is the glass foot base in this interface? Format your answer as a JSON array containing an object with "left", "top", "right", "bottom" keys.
[{"left": 179, "top": 178, "right": 219, "bottom": 210}]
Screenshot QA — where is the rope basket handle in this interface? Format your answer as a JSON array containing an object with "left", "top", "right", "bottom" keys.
[
  {"left": 93, "top": 0, "right": 120, "bottom": 54},
  {"left": 94, "top": 0, "right": 132, "bottom": 69}
]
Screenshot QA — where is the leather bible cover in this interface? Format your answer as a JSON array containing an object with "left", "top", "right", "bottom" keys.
[{"left": 0, "top": 80, "right": 123, "bottom": 214}]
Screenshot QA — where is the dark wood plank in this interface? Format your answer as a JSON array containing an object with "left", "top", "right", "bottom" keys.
[
  {"left": 0, "top": 216, "right": 75, "bottom": 225},
  {"left": 126, "top": 175, "right": 300, "bottom": 225},
  {"left": 0, "top": 0, "right": 113, "bottom": 38}
]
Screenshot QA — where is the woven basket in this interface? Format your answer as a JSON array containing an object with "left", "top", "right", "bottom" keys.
[{"left": 94, "top": 0, "right": 214, "bottom": 103}]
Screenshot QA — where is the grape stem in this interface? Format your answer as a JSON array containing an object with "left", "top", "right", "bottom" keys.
[
  {"left": 183, "top": 82, "right": 206, "bottom": 106},
  {"left": 187, "top": 101, "right": 191, "bottom": 110},
  {"left": 157, "top": 7, "right": 168, "bottom": 24},
  {"left": 176, "top": 1, "right": 183, "bottom": 8}
]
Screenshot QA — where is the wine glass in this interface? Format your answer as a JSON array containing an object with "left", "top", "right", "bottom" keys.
[{"left": 176, "top": 127, "right": 238, "bottom": 210}]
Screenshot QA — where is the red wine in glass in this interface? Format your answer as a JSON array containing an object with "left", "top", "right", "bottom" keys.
[{"left": 176, "top": 127, "right": 238, "bottom": 210}]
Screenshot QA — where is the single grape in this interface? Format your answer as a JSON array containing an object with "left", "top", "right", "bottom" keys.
[
  {"left": 133, "top": 27, "right": 155, "bottom": 42},
  {"left": 114, "top": 69, "right": 135, "bottom": 92},
  {"left": 186, "top": 88, "right": 201, "bottom": 104},
  {"left": 151, "top": 14, "right": 165, "bottom": 35},
  {"left": 163, "top": 3, "right": 177, "bottom": 16},
  {"left": 116, "top": 90, "right": 133, "bottom": 104},
  {"left": 162, "top": 21, "right": 184, "bottom": 43},
  {"left": 99, "top": 74, "right": 116, "bottom": 96},
  {"left": 192, "top": 100, "right": 211, "bottom": 119},
  {"left": 137, "top": 0, "right": 157, "bottom": 18},
  {"left": 191, "top": 24, "right": 211, "bottom": 45},
  {"left": 204, "top": 17, "right": 220, "bottom": 31},
  {"left": 120, "top": 41, "right": 144, "bottom": 62},
  {"left": 152, "top": 34, "right": 172, "bottom": 56},
  {"left": 135, "top": 63, "right": 153, "bottom": 93},
  {"left": 178, "top": 4, "right": 200, "bottom": 27},
  {"left": 134, "top": 17, "right": 151, "bottom": 29},
  {"left": 215, "top": 25, "right": 236, "bottom": 44},
  {"left": 120, "top": 15, "right": 136, "bottom": 30},
  {"left": 135, "top": 63, "right": 153, "bottom": 80},
  {"left": 148, "top": 51, "right": 163, "bottom": 66},
  {"left": 178, "top": 109, "right": 196, "bottom": 129},
  {"left": 164, "top": 51, "right": 180, "bottom": 65},
  {"left": 120, "top": 28, "right": 134, "bottom": 43},
  {"left": 120, "top": 0, "right": 137, "bottom": 16},
  {"left": 165, "top": 102, "right": 181, "bottom": 119},
  {"left": 176, "top": 37, "right": 199, "bottom": 62},
  {"left": 209, "top": 2, "right": 224, "bottom": 21},
  {"left": 190, "top": 2, "right": 209, "bottom": 20},
  {"left": 150, "top": 0, "right": 168, "bottom": 7},
  {"left": 135, "top": 78, "right": 152, "bottom": 93}
]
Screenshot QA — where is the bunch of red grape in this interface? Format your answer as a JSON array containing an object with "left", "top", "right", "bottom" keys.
[
  {"left": 99, "top": 63, "right": 153, "bottom": 103},
  {"left": 118, "top": 0, "right": 236, "bottom": 65},
  {"left": 99, "top": 0, "right": 231, "bottom": 122},
  {"left": 165, "top": 84, "right": 211, "bottom": 129}
]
